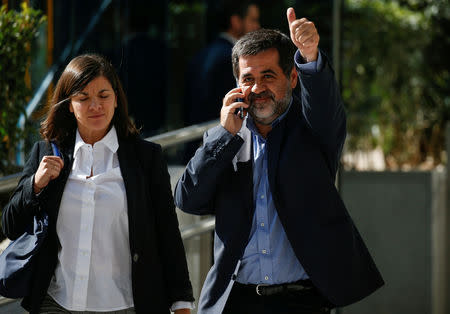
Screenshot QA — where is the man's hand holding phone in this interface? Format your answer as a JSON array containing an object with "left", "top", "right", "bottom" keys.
[{"left": 221, "top": 86, "right": 251, "bottom": 136}]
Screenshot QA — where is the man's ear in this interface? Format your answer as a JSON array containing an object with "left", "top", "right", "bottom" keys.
[{"left": 290, "top": 66, "right": 298, "bottom": 89}]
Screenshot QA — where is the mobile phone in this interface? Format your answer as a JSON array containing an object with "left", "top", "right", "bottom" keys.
[{"left": 235, "top": 98, "right": 245, "bottom": 119}]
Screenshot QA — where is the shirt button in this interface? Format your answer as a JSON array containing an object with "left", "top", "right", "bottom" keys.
[
  {"left": 133, "top": 253, "right": 139, "bottom": 262},
  {"left": 262, "top": 249, "right": 267, "bottom": 254},
  {"left": 260, "top": 223, "right": 265, "bottom": 227},
  {"left": 260, "top": 195, "right": 265, "bottom": 199},
  {"left": 264, "top": 276, "right": 269, "bottom": 281}
]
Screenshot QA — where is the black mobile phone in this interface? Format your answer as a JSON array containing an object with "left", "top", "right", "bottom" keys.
[{"left": 235, "top": 98, "right": 245, "bottom": 119}]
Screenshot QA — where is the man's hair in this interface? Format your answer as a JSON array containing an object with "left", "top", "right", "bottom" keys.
[
  {"left": 218, "top": 0, "right": 256, "bottom": 32},
  {"left": 232, "top": 29, "right": 297, "bottom": 79}
]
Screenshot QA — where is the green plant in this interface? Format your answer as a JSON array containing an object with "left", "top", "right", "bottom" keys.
[
  {"left": 0, "top": 2, "right": 46, "bottom": 175},
  {"left": 342, "top": 0, "right": 450, "bottom": 168}
]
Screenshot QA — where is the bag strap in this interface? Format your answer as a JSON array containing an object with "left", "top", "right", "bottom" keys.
[{"left": 50, "top": 141, "right": 61, "bottom": 157}]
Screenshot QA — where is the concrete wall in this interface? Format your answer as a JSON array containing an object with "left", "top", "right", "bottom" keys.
[{"left": 340, "top": 170, "right": 448, "bottom": 314}]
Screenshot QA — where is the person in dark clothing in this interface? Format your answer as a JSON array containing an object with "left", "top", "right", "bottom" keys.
[
  {"left": 175, "top": 8, "right": 384, "bottom": 314},
  {"left": 183, "top": 0, "right": 260, "bottom": 163}
]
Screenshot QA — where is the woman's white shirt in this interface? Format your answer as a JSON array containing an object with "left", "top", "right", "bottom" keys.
[{"left": 47, "top": 127, "right": 134, "bottom": 311}]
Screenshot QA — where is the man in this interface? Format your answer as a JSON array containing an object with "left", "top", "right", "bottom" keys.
[
  {"left": 175, "top": 7, "right": 384, "bottom": 314},
  {"left": 183, "top": 1, "right": 260, "bottom": 162},
  {"left": 185, "top": 0, "right": 260, "bottom": 125}
]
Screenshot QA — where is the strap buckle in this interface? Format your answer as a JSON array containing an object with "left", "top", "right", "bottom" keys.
[{"left": 256, "top": 284, "right": 269, "bottom": 296}]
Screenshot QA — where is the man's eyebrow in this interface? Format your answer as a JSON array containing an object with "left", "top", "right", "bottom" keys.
[
  {"left": 241, "top": 69, "right": 277, "bottom": 78},
  {"left": 261, "top": 69, "right": 277, "bottom": 75}
]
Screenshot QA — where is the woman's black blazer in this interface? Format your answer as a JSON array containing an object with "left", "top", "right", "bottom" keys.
[{"left": 2, "top": 135, "right": 194, "bottom": 314}]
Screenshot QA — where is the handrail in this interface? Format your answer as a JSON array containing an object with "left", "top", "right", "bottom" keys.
[
  {"left": 145, "top": 119, "right": 219, "bottom": 149},
  {"left": 0, "top": 296, "right": 16, "bottom": 306},
  {"left": 0, "top": 173, "right": 22, "bottom": 195},
  {"left": 180, "top": 217, "right": 215, "bottom": 240},
  {"left": 0, "top": 119, "right": 219, "bottom": 194},
  {"left": 16, "top": 0, "right": 113, "bottom": 165}
]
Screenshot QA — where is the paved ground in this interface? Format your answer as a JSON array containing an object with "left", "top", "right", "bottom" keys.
[{"left": 0, "top": 299, "right": 24, "bottom": 313}]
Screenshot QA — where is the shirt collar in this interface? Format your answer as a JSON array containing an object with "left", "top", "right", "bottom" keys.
[
  {"left": 74, "top": 126, "right": 119, "bottom": 156},
  {"left": 246, "top": 97, "right": 293, "bottom": 137},
  {"left": 219, "top": 32, "right": 238, "bottom": 45}
]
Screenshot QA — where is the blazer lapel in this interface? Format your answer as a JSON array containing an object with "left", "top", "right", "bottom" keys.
[
  {"left": 266, "top": 96, "right": 303, "bottom": 200},
  {"left": 117, "top": 138, "right": 139, "bottom": 249},
  {"left": 267, "top": 121, "right": 285, "bottom": 201}
]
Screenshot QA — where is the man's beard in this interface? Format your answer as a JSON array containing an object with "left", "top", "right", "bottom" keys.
[{"left": 248, "top": 85, "right": 292, "bottom": 126}]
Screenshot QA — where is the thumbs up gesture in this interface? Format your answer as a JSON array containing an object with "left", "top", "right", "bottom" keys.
[{"left": 287, "top": 7, "right": 319, "bottom": 62}]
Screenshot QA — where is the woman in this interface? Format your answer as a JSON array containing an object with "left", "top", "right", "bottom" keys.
[{"left": 2, "top": 54, "right": 194, "bottom": 314}]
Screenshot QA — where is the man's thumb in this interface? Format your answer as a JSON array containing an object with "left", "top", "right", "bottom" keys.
[{"left": 287, "top": 7, "right": 296, "bottom": 26}]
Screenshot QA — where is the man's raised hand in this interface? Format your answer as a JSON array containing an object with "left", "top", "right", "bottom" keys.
[{"left": 287, "top": 7, "right": 319, "bottom": 62}]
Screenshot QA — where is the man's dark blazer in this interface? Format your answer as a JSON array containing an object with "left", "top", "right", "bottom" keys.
[
  {"left": 2, "top": 134, "right": 194, "bottom": 314},
  {"left": 175, "top": 52, "right": 384, "bottom": 313}
]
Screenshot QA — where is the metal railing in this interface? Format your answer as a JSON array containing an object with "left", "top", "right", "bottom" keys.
[
  {"left": 0, "top": 119, "right": 219, "bottom": 195},
  {"left": 180, "top": 216, "right": 215, "bottom": 240}
]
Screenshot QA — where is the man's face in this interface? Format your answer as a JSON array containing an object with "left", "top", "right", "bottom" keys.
[
  {"left": 243, "top": 5, "right": 260, "bottom": 34},
  {"left": 238, "top": 48, "right": 297, "bottom": 125}
]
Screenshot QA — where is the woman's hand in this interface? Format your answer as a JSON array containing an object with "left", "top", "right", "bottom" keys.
[
  {"left": 174, "top": 309, "right": 190, "bottom": 314},
  {"left": 33, "top": 156, "right": 64, "bottom": 193}
]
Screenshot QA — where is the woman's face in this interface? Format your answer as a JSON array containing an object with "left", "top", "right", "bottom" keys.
[{"left": 69, "top": 76, "right": 117, "bottom": 144}]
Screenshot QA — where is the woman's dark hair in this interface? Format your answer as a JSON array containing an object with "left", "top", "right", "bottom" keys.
[
  {"left": 40, "top": 54, "right": 139, "bottom": 144},
  {"left": 232, "top": 28, "right": 297, "bottom": 79}
]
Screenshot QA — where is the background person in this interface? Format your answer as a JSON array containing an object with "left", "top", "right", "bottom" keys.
[
  {"left": 175, "top": 8, "right": 384, "bottom": 314},
  {"left": 182, "top": 0, "right": 260, "bottom": 163},
  {"left": 2, "top": 54, "right": 194, "bottom": 314}
]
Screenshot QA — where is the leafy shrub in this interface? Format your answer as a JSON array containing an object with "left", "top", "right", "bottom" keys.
[{"left": 0, "top": 2, "right": 46, "bottom": 175}]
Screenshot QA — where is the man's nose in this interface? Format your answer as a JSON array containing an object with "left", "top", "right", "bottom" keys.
[{"left": 251, "top": 82, "right": 265, "bottom": 94}]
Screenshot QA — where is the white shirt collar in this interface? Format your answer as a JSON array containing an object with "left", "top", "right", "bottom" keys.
[
  {"left": 74, "top": 126, "right": 119, "bottom": 157},
  {"left": 219, "top": 32, "right": 238, "bottom": 45}
]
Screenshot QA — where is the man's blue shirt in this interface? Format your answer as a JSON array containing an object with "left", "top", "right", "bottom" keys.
[{"left": 236, "top": 54, "right": 320, "bottom": 285}]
